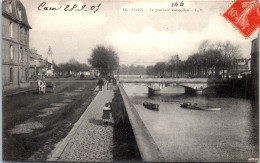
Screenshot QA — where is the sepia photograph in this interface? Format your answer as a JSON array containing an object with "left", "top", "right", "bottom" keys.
[{"left": 1, "top": 0, "right": 259, "bottom": 162}]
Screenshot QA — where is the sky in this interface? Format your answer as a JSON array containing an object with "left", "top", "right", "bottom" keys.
[{"left": 21, "top": 0, "right": 259, "bottom": 66}]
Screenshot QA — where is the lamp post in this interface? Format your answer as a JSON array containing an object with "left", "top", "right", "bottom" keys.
[{"left": 117, "top": 58, "right": 119, "bottom": 84}]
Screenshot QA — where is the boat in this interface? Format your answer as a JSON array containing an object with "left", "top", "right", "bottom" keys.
[
  {"left": 201, "top": 107, "right": 221, "bottom": 111},
  {"left": 180, "top": 102, "right": 221, "bottom": 111},
  {"left": 180, "top": 102, "right": 199, "bottom": 109},
  {"left": 143, "top": 102, "right": 159, "bottom": 110},
  {"left": 180, "top": 102, "right": 190, "bottom": 108}
]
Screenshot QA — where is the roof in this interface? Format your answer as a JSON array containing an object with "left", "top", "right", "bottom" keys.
[
  {"left": 230, "top": 64, "right": 250, "bottom": 74},
  {"left": 2, "top": 0, "right": 32, "bottom": 29}
]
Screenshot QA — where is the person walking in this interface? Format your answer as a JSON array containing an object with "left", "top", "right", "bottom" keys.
[{"left": 97, "top": 78, "right": 104, "bottom": 91}]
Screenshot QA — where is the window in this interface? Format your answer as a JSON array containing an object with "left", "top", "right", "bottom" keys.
[
  {"left": 19, "top": 47, "right": 23, "bottom": 62},
  {"left": 25, "top": 68, "right": 28, "bottom": 81},
  {"left": 10, "top": 45, "right": 13, "bottom": 60},
  {"left": 18, "top": 8, "right": 22, "bottom": 20},
  {"left": 20, "top": 27, "right": 23, "bottom": 42},
  {"left": 10, "top": 68, "right": 13, "bottom": 82},
  {"left": 9, "top": 22, "right": 13, "bottom": 37},
  {"left": 21, "top": 67, "right": 23, "bottom": 80},
  {"left": 8, "top": 1, "right": 12, "bottom": 13},
  {"left": 25, "top": 49, "right": 28, "bottom": 62},
  {"left": 24, "top": 29, "right": 27, "bottom": 43}
]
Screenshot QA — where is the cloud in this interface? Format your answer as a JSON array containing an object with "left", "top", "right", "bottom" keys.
[
  {"left": 23, "top": 0, "right": 257, "bottom": 65},
  {"left": 28, "top": 0, "right": 107, "bottom": 63},
  {"left": 106, "top": 13, "right": 258, "bottom": 66}
]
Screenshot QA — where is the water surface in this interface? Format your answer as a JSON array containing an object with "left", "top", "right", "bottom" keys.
[{"left": 123, "top": 84, "right": 259, "bottom": 162}]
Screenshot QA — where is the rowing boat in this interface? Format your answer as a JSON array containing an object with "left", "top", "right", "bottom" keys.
[
  {"left": 143, "top": 102, "right": 159, "bottom": 111},
  {"left": 180, "top": 102, "right": 221, "bottom": 111}
]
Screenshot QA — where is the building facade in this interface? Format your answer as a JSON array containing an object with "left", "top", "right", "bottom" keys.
[
  {"left": 250, "top": 36, "right": 259, "bottom": 100},
  {"left": 230, "top": 58, "right": 251, "bottom": 78},
  {"left": 29, "top": 49, "right": 45, "bottom": 78},
  {"left": 2, "top": 0, "right": 31, "bottom": 90}
]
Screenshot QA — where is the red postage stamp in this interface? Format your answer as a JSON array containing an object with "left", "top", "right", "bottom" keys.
[{"left": 223, "top": 0, "right": 260, "bottom": 37}]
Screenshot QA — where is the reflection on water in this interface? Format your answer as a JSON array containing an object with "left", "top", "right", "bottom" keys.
[{"left": 123, "top": 84, "right": 259, "bottom": 162}]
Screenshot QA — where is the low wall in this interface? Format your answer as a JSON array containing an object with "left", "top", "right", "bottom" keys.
[
  {"left": 112, "top": 89, "right": 141, "bottom": 161},
  {"left": 118, "top": 84, "right": 165, "bottom": 162}
]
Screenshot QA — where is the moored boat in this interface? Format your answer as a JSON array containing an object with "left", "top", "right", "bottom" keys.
[
  {"left": 180, "top": 102, "right": 221, "bottom": 111},
  {"left": 143, "top": 102, "right": 159, "bottom": 110},
  {"left": 201, "top": 107, "right": 221, "bottom": 111},
  {"left": 180, "top": 102, "right": 190, "bottom": 108}
]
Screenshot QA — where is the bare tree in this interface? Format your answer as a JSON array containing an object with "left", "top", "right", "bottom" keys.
[
  {"left": 216, "top": 41, "right": 241, "bottom": 77},
  {"left": 168, "top": 54, "right": 181, "bottom": 77},
  {"left": 198, "top": 40, "right": 211, "bottom": 54}
]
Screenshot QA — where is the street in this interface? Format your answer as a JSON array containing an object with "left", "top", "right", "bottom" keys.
[{"left": 2, "top": 80, "right": 97, "bottom": 161}]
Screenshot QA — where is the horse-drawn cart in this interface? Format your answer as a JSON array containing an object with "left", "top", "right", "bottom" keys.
[{"left": 37, "top": 80, "right": 55, "bottom": 94}]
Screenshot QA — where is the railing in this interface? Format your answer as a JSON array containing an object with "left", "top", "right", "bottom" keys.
[
  {"left": 118, "top": 84, "right": 165, "bottom": 162},
  {"left": 119, "top": 78, "right": 208, "bottom": 83}
]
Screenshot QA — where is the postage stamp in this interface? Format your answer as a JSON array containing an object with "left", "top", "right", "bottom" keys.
[{"left": 223, "top": 0, "right": 260, "bottom": 37}]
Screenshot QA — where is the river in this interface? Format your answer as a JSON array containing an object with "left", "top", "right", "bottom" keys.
[{"left": 123, "top": 83, "right": 259, "bottom": 162}]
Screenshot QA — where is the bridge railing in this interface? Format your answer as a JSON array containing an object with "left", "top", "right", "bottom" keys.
[
  {"left": 119, "top": 78, "right": 208, "bottom": 83},
  {"left": 118, "top": 84, "right": 165, "bottom": 162}
]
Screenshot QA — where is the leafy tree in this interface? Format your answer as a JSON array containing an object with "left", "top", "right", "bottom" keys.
[
  {"left": 119, "top": 64, "right": 146, "bottom": 75},
  {"left": 154, "top": 62, "right": 167, "bottom": 77},
  {"left": 88, "top": 45, "right": 119, "bottom": 77},
  {"left": 146, "top": 65, "right": 155, "bottom": 75},
  {"left": 54, "top": 58, "right": 90, "bottom": 76}
]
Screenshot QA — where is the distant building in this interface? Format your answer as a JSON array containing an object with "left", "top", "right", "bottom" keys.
[
  {"left": 45, "top": 46, "right": 54, "bottom": 76},
  {"left": 2, "top": 0, "right": 32, "bottom": 90},
  {"left": 235, "top": 58, "right": 250, "bottom": 66},
  {"left": 230, "top": 58, "right": 251, "bottom": 77},
  {"left": 90, "top": 68, "right": 99, "bottom": 77},
  {"left": 29, "top": 49, "right": 45, "bottom": 78},
  {"left": 250, "top": 36, "right": 259, "bottom": 100}
]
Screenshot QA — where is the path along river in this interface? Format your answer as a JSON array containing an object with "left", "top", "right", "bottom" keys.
[{"left": 123, "top": 83, "right": 259, "bottom": 162}]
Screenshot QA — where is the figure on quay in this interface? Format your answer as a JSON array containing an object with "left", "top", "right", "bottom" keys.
[
  {"left": 102, "top": 102, "right": 111, "bottom": 122},
  {"left": 97, "top": 78, "right": 104, "bottom": 91}
]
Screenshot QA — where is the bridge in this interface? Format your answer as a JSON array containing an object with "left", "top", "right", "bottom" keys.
[{"left": 119, "top": 78, "right": 208, "bottom": 95}]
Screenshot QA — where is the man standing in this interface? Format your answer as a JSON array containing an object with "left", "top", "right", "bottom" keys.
[{"left": 97, "top": 78, "right": 104, "bottom": 91}]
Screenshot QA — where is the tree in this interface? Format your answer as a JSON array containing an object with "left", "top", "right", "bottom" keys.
[
  {"left": 154, "top": 62, "right": 167, "bottom": 77},
  {"left": 215, "top": 41, "right": 241, "bottom": 77},
  {"left": 146, "top": 65, "right": 155, "bottom": 75},
  {"left": 54, "top": 58, "right": 90, "bottom": 76},
  {"left": 168, "top": 54, "right": 181, "bottom": 77},
  {"left": 204, "top": 49, "right": 223, "bottom": 77},
  {"left": 88, "top": 45, "right": 119, "bottom": 77},
  {"left": 198, "top": 40, "right": 212, "bottom": 77},
  {"left": 53, "top": 61, "right": 59, "bottom": 74}
]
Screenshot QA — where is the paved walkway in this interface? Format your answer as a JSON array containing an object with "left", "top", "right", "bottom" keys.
[{"left": 47, "top": 84, "right": 115, "bottom": 162}]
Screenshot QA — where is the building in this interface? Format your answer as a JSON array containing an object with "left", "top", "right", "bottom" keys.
[
  {"left": 250, "top": 36, "right": 259, "bottom": 100},
  {"left": 45, "top": 46, "right": 54, "bottom": 76},
  {"left": 2, "top": 0, "right": 32, "bottom": 90},
  {"left": 235, "top": 58, "right": 251, "bottom": 66},
  {"left": 230, "top": 58, "right": 251, "bottom": 78},
  {"left": 29, "top": 49, "right": 45, "bottom": 78}
]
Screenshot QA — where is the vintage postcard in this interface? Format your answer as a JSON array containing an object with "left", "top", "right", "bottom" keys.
[{"left": 2, "top": 0, "right": 259, "bottom": 162}]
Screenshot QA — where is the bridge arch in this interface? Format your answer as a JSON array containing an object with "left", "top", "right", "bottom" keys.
[{"left": 147, "top": 82, "right": 207, "bottom": 95}]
